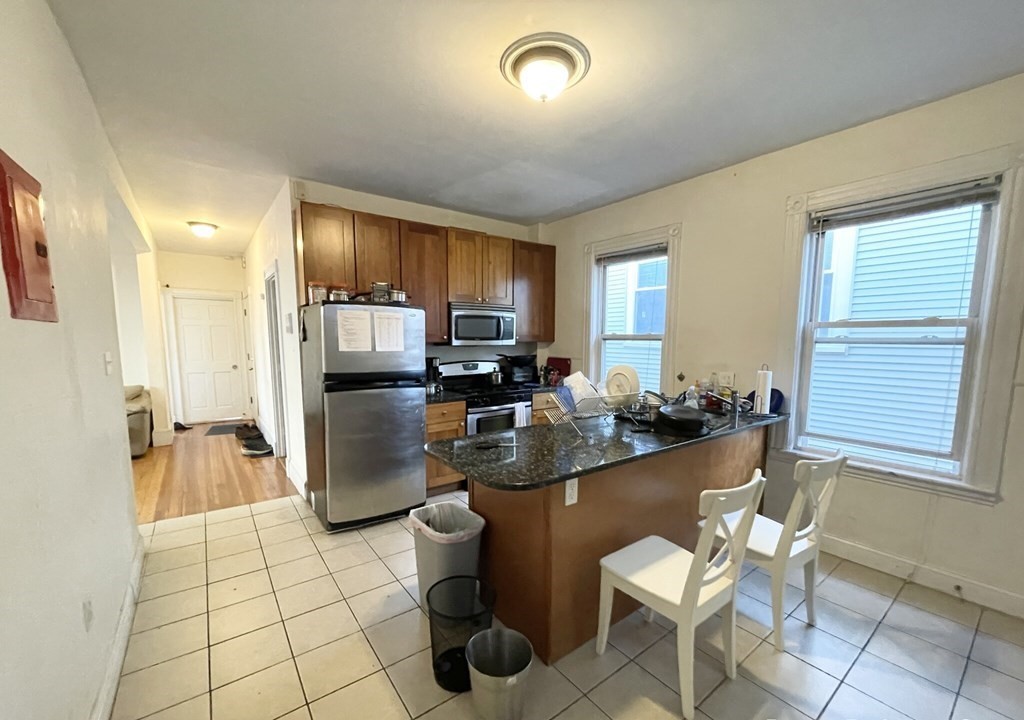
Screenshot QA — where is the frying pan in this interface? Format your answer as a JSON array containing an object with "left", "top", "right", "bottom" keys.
[
  {"left": 653, "top": 404, "right": 709, "bottom": 437},
  {"left": 496, "top": 353, "right": 537, "bottom": 368}
]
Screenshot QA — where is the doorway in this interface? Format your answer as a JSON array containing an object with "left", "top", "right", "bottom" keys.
[
  {"left": 265, "top": 269, "right": 287, "bottom": 457},
  {"left": 166, "top": 290, "right": 247, "bottom": 424}
]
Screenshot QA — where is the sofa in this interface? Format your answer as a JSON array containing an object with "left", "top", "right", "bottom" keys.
[{"left": 125, "top": 385, "right": 152, "bottom": 458}]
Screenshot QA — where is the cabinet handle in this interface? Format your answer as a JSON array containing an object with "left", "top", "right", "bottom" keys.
[
  {"left": 441, "top": 410, "right": 448, "bottom": 415},
  {"left": 459, "top": 422, "right": 465, "bottom": 427},
  {"left": 476, "top": 297, "right": 482, "bottom": 302}
]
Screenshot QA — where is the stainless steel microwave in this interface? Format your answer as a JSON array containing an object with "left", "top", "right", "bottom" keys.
[{"left": 449, "top": 303, "right": 516, "bottom": 346}]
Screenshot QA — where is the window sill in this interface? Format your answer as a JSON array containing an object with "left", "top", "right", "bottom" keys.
[{"left": 769, "top": 448, "right": 1001, "bottom": 506}]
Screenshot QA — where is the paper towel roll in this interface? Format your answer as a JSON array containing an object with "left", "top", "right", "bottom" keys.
[{"left": 754, "top": 369, "right": 773, "bottom": 414}]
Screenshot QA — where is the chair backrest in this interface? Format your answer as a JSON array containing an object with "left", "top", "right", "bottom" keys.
[
  {"left": 778, "top": 453, "right": 847, "bottom": 556},
  {"left": 682, "top": 470, "right": 766, "bottom": 607}
]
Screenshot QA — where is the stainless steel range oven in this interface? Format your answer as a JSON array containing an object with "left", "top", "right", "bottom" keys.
[
  {"left": 466, "top": 401, "right": 532, "bottom": 435},
  {"left": 439, "top": 360, "right": 534, "bottom": 435},
  {"left": 449, "top": 303, "right": 516, "bottom": 346}
]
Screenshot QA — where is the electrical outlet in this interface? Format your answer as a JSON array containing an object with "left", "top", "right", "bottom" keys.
[
  {"left": 716, "top": 371, "right": 735, "bottom": 388},
  {"left": 565, "top": 478, "right": 578, "bottom": 506}
]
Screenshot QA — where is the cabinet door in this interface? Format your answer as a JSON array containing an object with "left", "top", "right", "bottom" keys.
[
  {"left": 482, "top": 236, "right": 514, "bottom": 305},
  {"left": 354, "top": 211, "right": 401, "bottom": 293},
  {"left": 513, "top": 240, "right": 556, "bottom": 342},
  {"left": 425, "top": 419, "right": 466, "bottom": 488},
  {"left": 400, "top": 221, "right": 449, "bottom": 343},
  {"left": 447, "top": 228, "right": 484, "bottom": 302},
  {"left": 300, "top": 202, "right": 356, "bottom": 290}
]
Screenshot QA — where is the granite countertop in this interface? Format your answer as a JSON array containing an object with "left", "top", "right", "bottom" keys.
[
  {"left": 424, "top": 413, "right": 788, "bottom": 491},
  {"left": 426, "top": 391, "right": 467, "bottom": 405}
]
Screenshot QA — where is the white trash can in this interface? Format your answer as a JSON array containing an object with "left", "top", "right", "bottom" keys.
[
  {"left": 466, "top": 628, "right": 534, "bottom": 720},
  {"left": 408, "top": 501, "right": 486, "bottom": 607}
]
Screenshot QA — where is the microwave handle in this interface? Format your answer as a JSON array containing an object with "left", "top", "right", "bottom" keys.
[{"left": 496, "top": 316, "right": 504, "bottom": 339}]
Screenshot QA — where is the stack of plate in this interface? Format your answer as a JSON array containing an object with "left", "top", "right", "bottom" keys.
[{"left": 604, "top": 365, "right": 640, "bottom": 408}]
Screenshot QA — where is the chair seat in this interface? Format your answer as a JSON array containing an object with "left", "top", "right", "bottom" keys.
[
  {"left": 713, "top": 512, "right": 811, "bottom": 561},
  {"left": 600, "top": 535, "right": 731, "bottom": 607}
]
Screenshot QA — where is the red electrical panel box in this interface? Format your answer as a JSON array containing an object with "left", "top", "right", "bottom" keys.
[{"left": 0, "top": 148, "right": 57, "bottom": 322}]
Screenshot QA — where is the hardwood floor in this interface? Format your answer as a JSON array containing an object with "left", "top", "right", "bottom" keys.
[{"left": 132, "top": 423, "right": 296, "bottom": 523}]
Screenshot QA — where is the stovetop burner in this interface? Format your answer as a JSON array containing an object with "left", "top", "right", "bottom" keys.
[{"left": 438, "top": 360, "right": 541, "bottom": 409}]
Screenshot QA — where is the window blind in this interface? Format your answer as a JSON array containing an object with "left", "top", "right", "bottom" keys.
[
  {"left": 595, "top": 243, "right": 668, "bottom": 265},
  {"left": 810, "top": 175, "right": 1000, "bottom": 232}
]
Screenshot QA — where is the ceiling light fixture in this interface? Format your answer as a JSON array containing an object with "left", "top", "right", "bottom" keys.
[
  {"left": 187, "top": 221, "right": 218, "bottom": 238},
  {"left": 500, "top": 32, "right": 590, "bottom": 102}
]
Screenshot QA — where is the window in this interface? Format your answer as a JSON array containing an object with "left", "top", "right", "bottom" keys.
[
  {"left": 795, "top": 177, "right": 999, "bottom": 481},
  {"left": 596, "top": 251, "right": 668, "bottom": 392}
]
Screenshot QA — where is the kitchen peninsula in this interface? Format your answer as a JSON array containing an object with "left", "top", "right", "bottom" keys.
[{"left": 424, "top": 414, "right": 787, "bottom": 663}]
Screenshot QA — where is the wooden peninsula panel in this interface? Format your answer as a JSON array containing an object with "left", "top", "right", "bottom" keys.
[{"left": 469, "top": 426, "right": 767, "bottom": 663}]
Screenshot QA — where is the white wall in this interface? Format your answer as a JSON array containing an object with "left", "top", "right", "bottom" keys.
[
  {"left": 0, "top": 0, "right": 151, "bottom": 716},
  {"left": 544, "top": 73, "right": 1024, "bottom": 613},
  {"left": 157, "top": 250, "right": 246, "bottom": 292},
  {"left": 110, "top": 248, "right": 150, "bottom": 386},
  {"left": 245, "top": 180, "right": 306, "bottom": 490}
]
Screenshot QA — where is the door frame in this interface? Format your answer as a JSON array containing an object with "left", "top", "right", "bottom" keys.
[
  {"left": 163, "top": 288, "right": 248, "bottom": 425},
  {"left": 264, "top": 264, "right": 288, "bottom": 457},
  {"left": 241, "top": 292, "right": 258, "bottom": 420}
]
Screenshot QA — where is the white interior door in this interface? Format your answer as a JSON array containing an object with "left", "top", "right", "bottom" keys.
[{"left": 174, "top": 295, "right": 246, "bottom": 423}]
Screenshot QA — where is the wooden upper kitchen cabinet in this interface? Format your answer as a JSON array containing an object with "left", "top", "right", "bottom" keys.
[
  {"left": 481, "top": 235, "right": 514, "bottom": 305},
  {"left": 513, "top": 240, "right": 556, "bottom": 342},
  {"left": 400, "top": 220, "right": 448, "bottom": 343},
  {"left": 447, "top": 229, "right": 515, "bottom": 305},
  {"left": 299, "top": 202, "right": 356, "bottom": 291},
  {"left": 353, "top": 211, "right": 401, "bottom": 293},
  {"left": 447, "top": 228, "right": 485, "bottom": 302}
]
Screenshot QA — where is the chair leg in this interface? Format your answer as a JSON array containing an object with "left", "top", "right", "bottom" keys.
[
  {"left": 677, "top": 627, "right": 696, "bottom": 720},
  {"left": 722, "top": 598, "right": 737, "bottom": 678},
  {"left": 596, "top": 571, "right": 614, "bottom": 655},
  {"left": 641, "top": 606, "right": 655, "bottom": 623},
  {"left": 771, "top": 569, "right": 786, "bottom": 652},
  {"left": 803, "top": 556, "right": 818, "bottom": 626}
]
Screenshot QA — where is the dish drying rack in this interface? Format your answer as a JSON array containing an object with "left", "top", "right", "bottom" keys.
[{"left": 545, "top": 391, "right": 636, "bottom": 438}]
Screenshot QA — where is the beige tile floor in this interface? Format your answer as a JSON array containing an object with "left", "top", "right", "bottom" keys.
[{"left": 123, "top": 492, "right": 1024, "bottom": 720}]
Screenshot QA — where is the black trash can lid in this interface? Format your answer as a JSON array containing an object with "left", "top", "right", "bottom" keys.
[{"left": 426, "top": 575, "right": 497, "bottom": 620}]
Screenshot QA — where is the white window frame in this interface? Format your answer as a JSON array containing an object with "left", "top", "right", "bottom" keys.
[
  {"left": 775, "top": 146, "right": 1024, "bottom": 502},
  {"left": 796, "top": 202, "right": 992, "bottom": 474},
  {"left": 583, "top": 225, "right": 682, "bottom": 393}
]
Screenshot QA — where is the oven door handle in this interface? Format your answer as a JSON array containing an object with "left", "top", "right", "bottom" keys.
[{"left": 469, "top": 404, "right": 518, "bottom": 416}]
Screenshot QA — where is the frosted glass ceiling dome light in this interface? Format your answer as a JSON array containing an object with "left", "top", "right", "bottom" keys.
[
  {"left": 188, "top": 221, "right": 218, "bottom": 238},
  {"left": 501, "top": 33, "right": 590, "bottom": 102}
]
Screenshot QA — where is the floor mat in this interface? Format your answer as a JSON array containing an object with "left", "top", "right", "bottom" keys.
[{"left": 205, "top": 424, "right": 240, "bottom": 436}]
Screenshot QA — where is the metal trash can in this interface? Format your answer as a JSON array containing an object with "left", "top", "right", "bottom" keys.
[
  {"left": 426, "top": 575, "right": 496, "bottom": 692},
  {"left": 409, "top": 501, "right": 486, "bottom": 607},
  {"left": 466, "top": 628, "right": 534, "bottom": 720}
]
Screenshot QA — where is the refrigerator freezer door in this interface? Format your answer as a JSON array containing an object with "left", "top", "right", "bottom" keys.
[
  {"left": 319, "top": 304, "right": 426, "bottom": 378},
  {"left": 324, "top": 385, "right": 426, "bottom": 525}
]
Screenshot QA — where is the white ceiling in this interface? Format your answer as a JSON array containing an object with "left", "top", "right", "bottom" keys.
[{"left": 48, "top": 0, "right": 1024, "bottom": 255}]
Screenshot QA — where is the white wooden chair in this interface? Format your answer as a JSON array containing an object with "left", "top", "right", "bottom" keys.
[
  {"left": 715, "top": 453, "right": 846, "bottom": 651},
  {"left": 595, "top": 471, "right": 765, "bottom": 720}
]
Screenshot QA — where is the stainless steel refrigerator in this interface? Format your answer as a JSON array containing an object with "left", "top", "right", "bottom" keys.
[{"left": 301, "top": 301, "right": 427, "bottom": 531}]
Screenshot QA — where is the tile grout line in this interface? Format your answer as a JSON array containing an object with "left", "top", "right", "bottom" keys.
[{"left": 252, "top": 503, "right": 311, "bottom": 720}]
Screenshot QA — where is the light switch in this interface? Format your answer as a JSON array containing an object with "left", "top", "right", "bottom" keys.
[
  {"left": 285, "top": 313, "right": 293, "bottom": 334},
  {"left": 104, "top": 351, "right": 114, "bottom": 376}
]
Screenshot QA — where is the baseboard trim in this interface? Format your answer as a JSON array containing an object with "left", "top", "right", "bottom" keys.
[
  {"left": 152, "top": 428, "right": 174, "bottom": 447},
  {"left": 90, "top": 532, "right": 145, "bottom": 720},
  {"left": 823, "top": 534, "right": 1024, "bottom": 619}
]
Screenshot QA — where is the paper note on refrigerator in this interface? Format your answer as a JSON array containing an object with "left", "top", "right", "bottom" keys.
[
  {"left": 374, "top": 311, "right": 405, "bottom": 352},
  {"left": 336, "top": 308, "right": 372, "bottom": 352}
]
